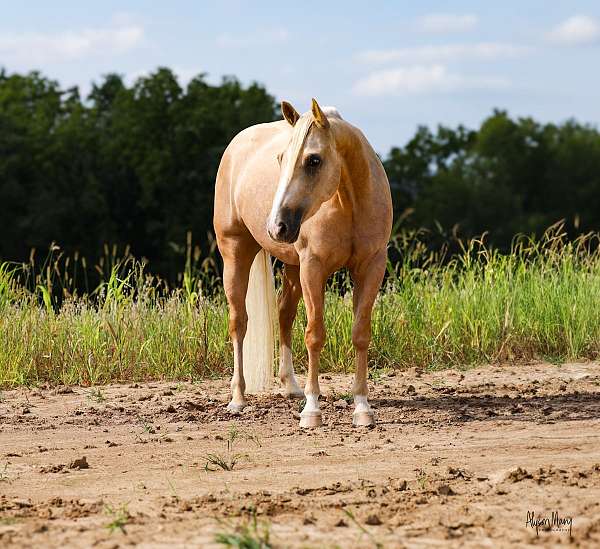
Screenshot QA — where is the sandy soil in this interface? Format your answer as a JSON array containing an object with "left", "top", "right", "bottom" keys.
[{"left": 1, "top": 362, "right": 600, "bottom": 548}]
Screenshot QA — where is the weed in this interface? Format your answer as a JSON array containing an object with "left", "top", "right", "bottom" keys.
[
  {"left": 141, "top": 421, "right": 156, "bottom": 434},
  {"left": 204, "top": 425, "right": 260, "bottom": 472},
  {"left": 368, "top": 369, "right": 383, "bottom": 383},
  {"left": 104, "top": 503, "right": 130, "bottom": 534},
  {"left": 330, "top": 390, "right": 353, "bottom": 403},
  {"left": 204, "top": 453, "right": 241, "bottom": 472},
  {"left": 215, "top": 510, "right": 272, "bottom": 548},
  {"left": 416, "top": 468, "right": 428, "bottom": 490},
  {"left": 343, "top": 509, "right": 383, "bottom": 549},
  {"left": 423, "top": 379, "right": 446, "bottom": 389},
  {"left": 86, "top": 387, "right": 106, "bottom": 403},
  {"left": 132, "top": 419, "right": 158, "bottom": 444},
  {"left": 166, "top": 476, "right": 178, "bottom": 499},
  {"left": 0, "top": 463, "right": 10, "bottom": 483}
]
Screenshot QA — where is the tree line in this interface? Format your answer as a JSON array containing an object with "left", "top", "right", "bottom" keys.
[{"left": 1, "top": 67, "right": 600, "bottom": 283}]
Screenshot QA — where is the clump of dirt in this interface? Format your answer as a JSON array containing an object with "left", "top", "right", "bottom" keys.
[{"left": 68, "top": 457, "right": 89, "bottom": 470}]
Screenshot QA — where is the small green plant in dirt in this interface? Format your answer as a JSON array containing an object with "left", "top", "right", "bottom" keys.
[
  {"left": 416, "top": 468, "right": 429, "bottom": 490},
  {"left": 423, "top": 378, "right": 446, "bottom": 389},
  {"left": 204, "top": 425, "right": 261, "bottom": 472},
  {"left": 134, "top": 420, "right": 157, "bottom": 443},
  {"left": 104, "top": 503, "right": 130, "bottom": 534},
  {"left": 166, "top": 476, "right": 178, "bottom": 499},
  {"left": 368, "top": 367, "right": 391, "bottom": 383},
  {"left": 329, "top": 390, "right": 353, "bottom": 403},
  {"left": 86, "top": 387, "right": 106, "bottom": 403},
  {"left": 138, "top": 420, "right": 156, "bottom": 434},
  {"left": 215, "top": 510, "right": 272, "bottom": 549},
  {"left": 343, "top": 509, "right": 384, "bottom": 549},
  {"left": 0, "top": 463, "right": 10, "bottom": 483}
]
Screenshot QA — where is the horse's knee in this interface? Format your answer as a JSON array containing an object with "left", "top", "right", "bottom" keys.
[
  {"left": 352, "top": 322, "right": 371, "bottom": 352},
  {"left": 305, "top": 322, "right": 325, "bottom": 353},
  {"left": 228, "top": 311, "right": 248, "bottom": 339}
]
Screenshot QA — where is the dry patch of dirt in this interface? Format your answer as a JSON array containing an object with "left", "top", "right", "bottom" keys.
[{"left": 1, "top": 362, "right": 600, "bottom": 548}]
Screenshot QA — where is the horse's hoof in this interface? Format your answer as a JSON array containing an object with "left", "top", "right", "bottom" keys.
[
  {"left": 226, "top": 401, "right": 246, "bottom": 413},
  {"left": 299, "top": 412, "right": 322, "bottom": 428},
  {"left": 352, "top": 411, "right": 375, "bottom": 427}
]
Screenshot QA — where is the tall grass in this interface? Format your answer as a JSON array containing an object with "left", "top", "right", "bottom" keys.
[{"left": 1, "top": 224, "right": 599, "bottom": 387}]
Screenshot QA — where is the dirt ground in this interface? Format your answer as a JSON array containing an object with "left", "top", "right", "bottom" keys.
[{"left": 1, "top": 362, "right": 600, "bottom": 548}]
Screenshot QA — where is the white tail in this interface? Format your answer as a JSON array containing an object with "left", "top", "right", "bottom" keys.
[{"left": 243, "top": 249, "right": 276, "bottom": 393}]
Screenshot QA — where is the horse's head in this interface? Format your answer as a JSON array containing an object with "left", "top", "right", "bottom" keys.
[{"left": 267, "top": 98, "right": 342, "bottom": 244}]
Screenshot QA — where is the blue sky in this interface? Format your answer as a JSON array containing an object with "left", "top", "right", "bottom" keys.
[{"left": 1, "top": 1, "right": 600, "bottom": 153}]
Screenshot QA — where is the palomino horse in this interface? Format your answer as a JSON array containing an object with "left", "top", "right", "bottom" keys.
[{"left": 214, "top": 99, "right": 392, "bottom": 427}]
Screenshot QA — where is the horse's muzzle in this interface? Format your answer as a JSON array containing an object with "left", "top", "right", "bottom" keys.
[{"left": 268, "top": 207, "right": 303, "bottom": 243}]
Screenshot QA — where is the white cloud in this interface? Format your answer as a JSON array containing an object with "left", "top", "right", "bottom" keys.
[
  {"left": 357, "top": 43, "right": 530, "bottom": 65},
  {"left": 547, "top": 15, "right": 600, "bottom": 45},
  {"left": 0, "top": 22, "right": 143, "bottom": 65},
  {"left": 353, "top": 64, "right": 510, "bottom": 96},
  {"left": 416, "top": 13, "right": 478, "bottom": 33},
  {"left": 216, "top": 28, "right": 289, "bottom": 48}
]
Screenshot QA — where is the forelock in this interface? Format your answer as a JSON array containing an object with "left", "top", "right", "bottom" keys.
[{"left": 282, "top": 114, "right": 314, "bottom": 174}]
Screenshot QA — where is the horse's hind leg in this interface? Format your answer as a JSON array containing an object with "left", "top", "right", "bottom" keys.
[
  {"left": 351, "top": 250, "right": 387, "bottom": 426},
  {"left": 278, "top": 264, "right": 303, "bottom": 397},
  {"left": 220, "top": 234, "right": 260, "bottom": 412}
]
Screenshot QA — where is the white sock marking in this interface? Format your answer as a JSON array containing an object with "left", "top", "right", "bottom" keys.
[
  {"left": 353, "top": 395, "right": 372, "bottom": 415},
  {"left": 301, "top": 394, "right": 321, "bottom": 416}
]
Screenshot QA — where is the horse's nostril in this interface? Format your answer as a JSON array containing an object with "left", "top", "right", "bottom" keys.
[{"left": 276, "top": 221, "right": 287, "bottom": 236}]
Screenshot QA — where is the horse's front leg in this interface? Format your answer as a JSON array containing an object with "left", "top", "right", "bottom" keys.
[
  {"left": 351, "top": 250, "right": 387, "bottom": 426},
  {"left": 298, "top": 256, "right": 327, "bottom": 428}
]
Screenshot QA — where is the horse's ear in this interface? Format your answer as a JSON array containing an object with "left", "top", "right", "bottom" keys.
[
  {"left": 311, "top": 98, "right": 330, "bottom": 129},
  {"left": 281, "top": 101, "right": 300, "bottom": 126}
]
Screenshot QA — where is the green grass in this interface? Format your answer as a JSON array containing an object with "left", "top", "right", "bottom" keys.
[
  {"left": 104, "top": 503, "right": 130, "bottom": 534},
  {"left": 215, "top": 511, "right": 272, "bottom": 549},
  {"left": 0, "top": 463, "right": 10, "bottom": 483},
  {"left": 1, "top": 224, "right": 600, "bottom": 388},
  {"left": 343, "top": 509, "right": 384, "bottom": 549},
  {"left": 86, "top": 387, "right": 106, "bottom": 403},
  {"left": 204, "top": 425, "right": 261, "bottom": 472}
]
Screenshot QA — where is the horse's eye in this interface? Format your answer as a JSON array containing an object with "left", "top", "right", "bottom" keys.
[{"left": 306, "top": 154, "right": 321, "bottom": 168}]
